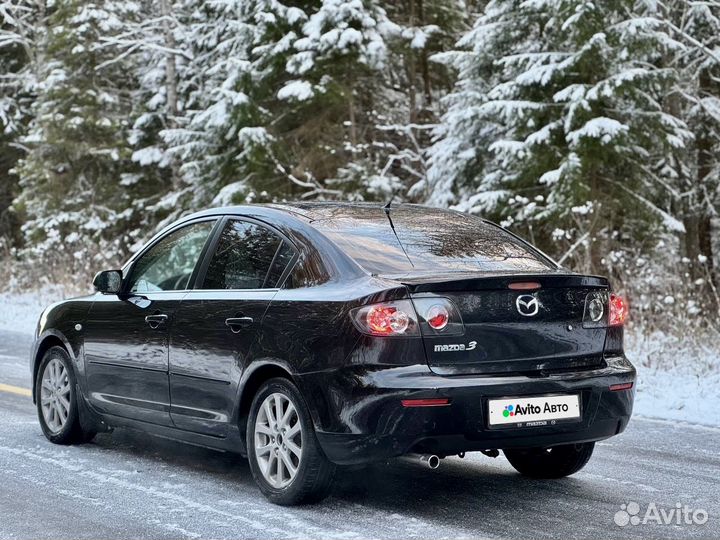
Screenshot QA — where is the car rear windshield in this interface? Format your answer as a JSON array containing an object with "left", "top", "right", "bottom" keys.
[{"left": 313, "top": 207, "right": 555, "bottom": 275}]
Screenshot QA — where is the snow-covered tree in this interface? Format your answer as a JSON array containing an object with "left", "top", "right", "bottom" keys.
[
  {"left": 368, "top": 0, "right": 471, "bottom": 202},
  {"left": 0, "top": 0, "right": 41, "bottom": 248},
  {"left": 94, "top": 0, "right": 195, "bottom": 239},
  {"left": 158, "top": 0, "right": 417, "bottom": 207},
  {"left": 428, "top": 0, "right": 693, "bottom": 273},
  {"left": 660, "top": 1, "right": 720, "bottom": 282},
  {"left": 14, "top": 1, "right": 142, "bottom": 269}
]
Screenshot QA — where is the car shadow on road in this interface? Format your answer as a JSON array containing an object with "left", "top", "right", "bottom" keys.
[{"left": 86, "top": 427, "right": 614, "bottom": 536}]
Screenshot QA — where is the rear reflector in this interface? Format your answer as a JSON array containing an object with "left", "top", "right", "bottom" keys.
[
  {"left": 508, "top": 282, "right": 542, "bottom": 290},
  {"left": 401, "top": 398, "right": 450, "bottom": 408},
  {"left": 609, "top": 382, "right": 633, "bottom": 392}
]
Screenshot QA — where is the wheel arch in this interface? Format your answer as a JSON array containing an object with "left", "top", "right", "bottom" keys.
[
  {"left": 32, "top": 332, "right": 74, "bottom": 403},
  {"left": 235, "top": 361, "right": 311, "bottom": 439}
]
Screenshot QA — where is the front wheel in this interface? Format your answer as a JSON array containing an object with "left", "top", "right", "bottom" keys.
[
  {"left": 504, "top": 442, "right": 595, "bottom": 478},
  {"left": 35, "top": 346, "right": 95, "bottom": 444},
  {"left": 247, "top": 378, "right": 335, "bottom": 505}
]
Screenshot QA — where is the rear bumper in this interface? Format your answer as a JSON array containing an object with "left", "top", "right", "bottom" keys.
[{"left": 298, "top": 355, "right": 635, "bottom": 465}]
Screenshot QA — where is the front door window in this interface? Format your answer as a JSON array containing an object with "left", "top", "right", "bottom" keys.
[{"left": 128, "top": 221, "right": 215, "bottom": 293}]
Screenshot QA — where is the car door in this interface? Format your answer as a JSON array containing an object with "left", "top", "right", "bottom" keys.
[
  {"left": 169, "top": 217, "right": 297, "bottom": 436},
  {"left": 83, "top": 219, "right": 217, "bottom": 426}
]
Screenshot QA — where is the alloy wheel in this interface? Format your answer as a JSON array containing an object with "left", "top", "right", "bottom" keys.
[
  {"left": 40, "top": 358, "right": 71, "bottom": 434},
  {"left": 254, "top": 392, "right": 303, "bottom": 488}
]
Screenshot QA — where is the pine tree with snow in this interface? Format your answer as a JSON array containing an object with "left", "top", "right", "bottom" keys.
[
  {"left": 14, "top": 1, "right": 142, "bottom": 267},
  {"left": 428, "top": 0, "right": 692, "bottom": 272},
  {"left": 158, "top": 0, "right": 455, "bottom": 206},
  {"left": 161, "top": 0, "right": 408, "bottom": 204},
  {"left": 0, "top": 0, "right": 41, "bottom": 247},
  {"left": 365, "top": 0, "right": 470, "bottom": 202},
  {"left": 156, "top": 0, "right": 305, "bottom": 208}
]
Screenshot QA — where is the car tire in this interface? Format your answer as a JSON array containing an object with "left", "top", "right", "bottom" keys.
[
  {"left": 35, "top": 346, "right": 95, "bottom": 444},
  {"left": 503, "top": 442, "right": 594, "bottom": 478},
  {"left": 247, "top": 377, "right": 335, "bottom": 505}
]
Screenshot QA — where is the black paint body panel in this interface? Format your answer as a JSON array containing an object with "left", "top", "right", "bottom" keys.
[{"left": 30, "top": 203, "right": 636, "bottom": 464}]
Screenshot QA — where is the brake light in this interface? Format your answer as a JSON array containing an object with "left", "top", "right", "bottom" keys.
[
  {"left": 508, "top": 282, "right": 541, "bottom": 290},
  {"left": 351, "top": 298, "right": 464, "bottom": 337},
  {"left": 609, "top": 382, "right": 633, "bottom": 391},
  {"left": 351, "top": 300, "right": 419, "bottom": 336},
  {"left": 609, "top": 293, "right": 627, "bottom": 326},
  {"left": 367, "top": 305, "right": 409, "bottom": 335}
]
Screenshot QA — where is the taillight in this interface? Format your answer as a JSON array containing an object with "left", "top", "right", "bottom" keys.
[
  {"left": 367, "top": 305, "right": 409, "bottom": 335},
  {"left": 583, "top": 290, "right": 628, "bottom": 328},
  {"left": 609, "top": 293, "right": 627, "bottom": 326},
  {"left": 413, "top": 297, "right": 464, "bottom": 335},
  {"left": 351, "top": 298, "right": 465, "bottom": 337},
  {"left": 351, "top": 300, "right": 419, "bottom": 336},
  {"left": 425, "top": 304, "right": 449, "bottom": 330}
]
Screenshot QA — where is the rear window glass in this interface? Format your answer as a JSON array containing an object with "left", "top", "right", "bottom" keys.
[{"left": 314, "top": 209, "right": 554, "bottom": 275}]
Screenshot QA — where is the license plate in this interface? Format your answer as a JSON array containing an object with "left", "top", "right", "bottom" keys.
[{"left": 488, "top": 394, "right": 581, "bottom": 428}]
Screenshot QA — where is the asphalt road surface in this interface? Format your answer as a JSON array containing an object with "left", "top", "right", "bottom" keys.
[{"left": 0, "top": 329, "right": 718, "bottom": 540}]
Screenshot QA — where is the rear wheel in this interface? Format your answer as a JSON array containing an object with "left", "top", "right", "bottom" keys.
[
  {"left": 247, "top": 378, "right": 335, "bottom": 505},
  {"left": 504, "top": 442, "right": 594, "bottom": 478},
  {"left": 35, "top": 346, "right": 95, "bottom": 444}
]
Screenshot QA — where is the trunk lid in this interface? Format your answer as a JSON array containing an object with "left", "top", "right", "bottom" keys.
[{"left": 398, "top": 272, "right": 609, "bottom": 376}]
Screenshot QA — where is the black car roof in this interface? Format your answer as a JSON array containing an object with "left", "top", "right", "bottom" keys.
[
  {"left": 269, "top": 202, "right": 448, "bottom": 221},
  {"left": 181, "top": 201, "right": 464, "bottom": 225}
]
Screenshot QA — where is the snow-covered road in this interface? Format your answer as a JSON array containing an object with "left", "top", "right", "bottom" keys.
[{"left": 0, "top": 328, "right": 718, "bottom": 539}]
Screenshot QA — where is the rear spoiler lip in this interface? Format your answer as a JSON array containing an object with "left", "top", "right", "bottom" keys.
[{"left": 381, "top": 271, "right": 610, "bottom": 293}]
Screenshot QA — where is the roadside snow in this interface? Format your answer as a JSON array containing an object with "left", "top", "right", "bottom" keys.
[
  {"left": 0, "top": 287, "right": 70, "bottom": 335},
  {"left": 627, "top": 330, "right": 720, "bottom": 427},
  {"left": 634, "top": 368, "right": 718, "bottom": 426},
  {"left": 0, "top": 290, "right": 717, "bottom": 426}
]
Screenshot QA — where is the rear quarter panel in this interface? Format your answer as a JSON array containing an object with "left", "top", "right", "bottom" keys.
[{"left": 258, "top": 276, "right": 428, "bottom": 432}]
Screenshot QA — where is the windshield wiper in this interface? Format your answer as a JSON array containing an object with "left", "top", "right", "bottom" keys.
[{"left": 383, "top": 199, "right": 414, "bottom": 268}]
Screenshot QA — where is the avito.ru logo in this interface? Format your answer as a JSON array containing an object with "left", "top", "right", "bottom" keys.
[{"left": 614, "top": 501, "right": 708, "bottom": 527}]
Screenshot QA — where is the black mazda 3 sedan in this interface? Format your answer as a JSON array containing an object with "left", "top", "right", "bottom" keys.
[{"left": 31, "top": 202, "right": 635, "bottom": 505}]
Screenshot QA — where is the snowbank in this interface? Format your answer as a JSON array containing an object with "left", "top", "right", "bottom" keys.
[
  {"left": 0, "top": 289, "right": 65, "bottom": 335},
  {"left": 627, "top": 330, "right": 720, "bottom": 427},
  {"left": 0, "top": 290, "right": 717, "bottom": 426}
]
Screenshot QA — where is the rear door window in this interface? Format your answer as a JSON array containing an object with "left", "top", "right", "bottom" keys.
[
  {"left": 201, "top": 220, "right": 294, "bottom": 289},
  {"left": 265, "top": 241, "right": 295, "bottom": 288}
]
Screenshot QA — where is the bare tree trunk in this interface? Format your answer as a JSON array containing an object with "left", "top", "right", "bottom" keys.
[
  {"left": 407, "top": 0, "right": 417, "bottom": 123},
  {"left": 159, "top": 0, "right": 182, "bottom": 189},
  {"left": 697, "top": 69, "right": 716, "bottom": 287},
  {"left": 684, "top": 214, "right": 700, "bottom": 266},
  {"left": 160, "top": 0, "right": 178, "bottom": 122},
  {"left": 418, "top": 0, "right": 432, "bottom": 109},
  {"left": 348, "top": 88, "right": 357, "bottom": 146},
  {"left": 678, "top": 68, "right": 718, "bottom": 300},
  {"left": 587, "top": 169, "right": 603, "bottom": 274}
]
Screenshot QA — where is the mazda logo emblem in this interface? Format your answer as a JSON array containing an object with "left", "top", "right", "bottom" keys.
[{"left": 516, "top": 294, "right": 539, "bottom": 317}]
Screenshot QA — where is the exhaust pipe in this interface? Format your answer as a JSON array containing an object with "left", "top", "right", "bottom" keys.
[{"left": 419, "top": 454, "right": 440, "bottom": 469}]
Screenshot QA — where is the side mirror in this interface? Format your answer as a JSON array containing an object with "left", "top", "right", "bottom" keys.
[{"left": 93, "top": 270, "right": 123, "bottom": 294}]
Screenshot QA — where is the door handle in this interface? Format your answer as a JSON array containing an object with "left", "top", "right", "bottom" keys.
[
  {"left": 145, "top": 314, "right": 168, "bottom": 329},
  {"left": 225, "top": 317, "right": 254, "bottom": 333}
]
